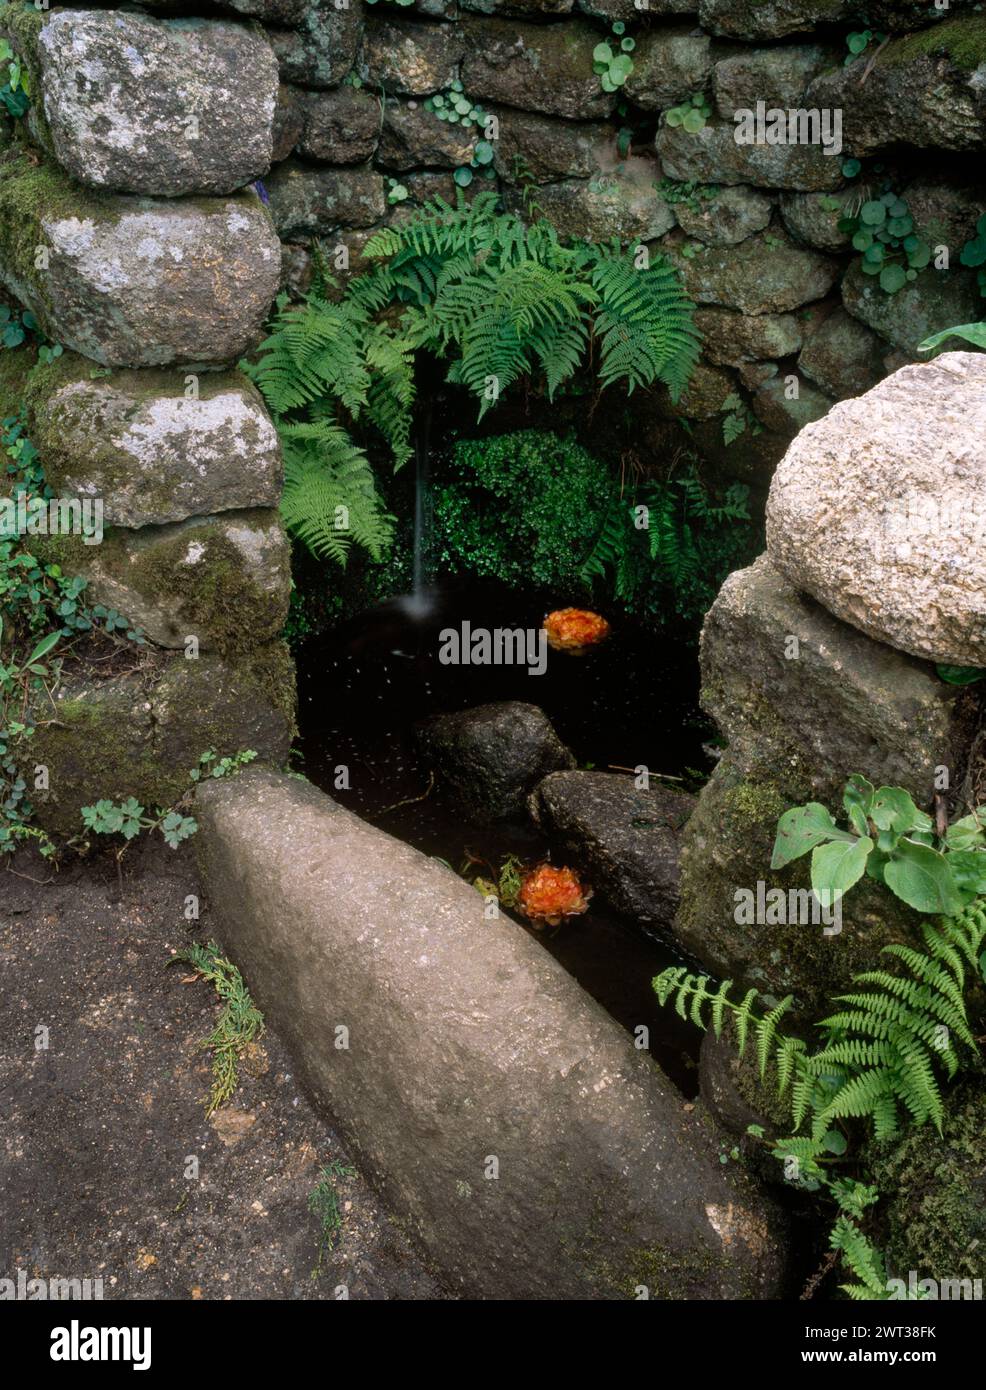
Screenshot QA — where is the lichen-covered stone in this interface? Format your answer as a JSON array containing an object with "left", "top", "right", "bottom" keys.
[
  {"left": 360, "top": 16, "right": 463, "bottom": 96},
  {"left": 16, "top": 9, "right": 278, "bottom": 196},
  {"left": 903, "top": 176, "right": 986, "bottom": 251},
  {"left": 699, "top": 0, "right": 851, "bottom": 41},
  {"left": 378, "top": 99, "right": 475, "bottom": 171},
  {"left": 695, "top": 307, "right": 803, "bottom": 364},
  {"left": 578, "top": 0, "right": 694, "bottom": 16},
  {"left": 713, "top": 43, "right": 835, "bottom": 116},
  {"left": 44, "top": 511, "right": 291, "bottom": 655},
  {"left": 272, "top": 84, "right": 305, "bottom": 163},
  {"left": 25, "top": 354, "right": 282, "bottom": 529},
  {"left": 265, "top": 160, "right": 386, "bottom": 238},
  {"left": 623, "top": 28, "right": 713, "bottom": 111},
  {"left": 779, "top": 191, "right": 850, "bottom": 252},
  {"left": 461, "top": 19, "right": 616, "bottom": 120},
  {"left": 268, "top": 0, "right": 362, "bottom": 90},
  {"left": 461, "top": 0, "right": 574, "bottom": 12},
  {"left": 841, "top": 261, "right": 981, "bottom": 356},
  {"left": 26, "top": 644, "right": 295, "bottom": 839},
  {"left": 668, "top": 229, "right": 839, "bottom": 313},
  {"left": 507, "top": 162, "right": 674, "bottom": 244},
  {"left": 493, "top": 107, "right": 609, "bottom": 184},
  {"left": 298, "top": 86, "right": 381, "bottom": 164},
  {"left": 751, "top": 372, "right": 832, "bottom": 433},
  {"left": 806, "top": 15, "right": 986, "bottom": 154},
  {"left": 528, "top": 771, "right": 694, "bottom": 930},
  {"left": 674, "top": 185, "right": 772, "bottom": 246},
  {"left": 766, "top": 353, "right": 986, "bottom": 667},
  {"left": 657, "top": 120, "right": 843, "bottom": 192},
  {"left": 674, "top": 554, "right": 973, "bottom": 1012},
  {"left": 798, "top": 308, "right": 885, "bottom": 400},
  {"left": 0, "top": 153, "right": 280, "bottom": 368}
]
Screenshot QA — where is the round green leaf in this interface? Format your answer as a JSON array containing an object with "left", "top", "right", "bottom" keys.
[
  {"left": 453, "top": 165, "right": 473, "bottom": 187},
  {"left": 860, "top": 200, "right": 887, "bottom": 226},
  {"left": 879, "top": 263, "right": 907, "bottom": 293}
]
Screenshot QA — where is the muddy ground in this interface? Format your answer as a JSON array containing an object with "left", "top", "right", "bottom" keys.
[{"left": 0, "top": 839, "right": 445, "bottom": 1300}]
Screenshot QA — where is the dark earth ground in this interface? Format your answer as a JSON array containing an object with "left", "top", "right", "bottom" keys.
[{"left": 0, "top": 840, "right": 445, "bottom": 1301}]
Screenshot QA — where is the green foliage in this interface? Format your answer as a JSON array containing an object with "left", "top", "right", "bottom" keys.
[
  {"left": 654, "top": 898, "right": 986, "bottom": 1297},
  {"left": 1, "top": 409, "right": 142, "bottom": 856},
  {"left": 432, "top": 430, "right": 751, "bottom": 624},
  {"left": 664, "top": 92, "right": 712, "bottom": 133},
  {"left": 308, "top": 1160, "right": 356, "bottom": 1278},
  {"left": 171, "top": 940, "right": 265, "bottom": 1114},
  {"left": 473, "top": 852, "right": 524, "bottom": 908},
  {"left": 81, "top": 749, "right": 257, "bottom": 851},
  {"left": 657, "top": 178, "right": 720, "bottom": 214},
  {"left": 719, "top": 391, "right": 763, "bottom": 447},
  {"left": 839, "top": 188, "right": 930, "bottom": 295},
  {"left": 593, "top": 22, "right": 636, "bottom": 93},
  {"left": 936, "top": 663, "right": 985, "bottom": 686},
  {"left": 0, "top": 37, "right": 29, "bottom": 119},
  {"left": 423, "top": 83, "right": 497, "bottom": 190},
  {"left": 844, "top": 28, "right": 887, "bottom": 66},
  {"left": 772, "top": 776, "right": 986, "bottom": 916},
  {"left": 959, "top": 212, "right": 986, "bottom": 296},
  {"left": 918, "top": 320, "right": 986, "bottom": 354},
  {"left": 247, "top": 193, "right": 700, "bottom": 567}
]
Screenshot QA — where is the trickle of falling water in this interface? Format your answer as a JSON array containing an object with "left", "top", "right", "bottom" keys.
[{"left": 404, "top": 401, "right": 435, "bottom": 619}]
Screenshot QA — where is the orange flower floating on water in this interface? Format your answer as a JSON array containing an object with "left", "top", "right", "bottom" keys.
[
  {"left": 543, "top": 607, "right": 611, "bottom": 655},
  {"left": 517, "top": 863, "right": 592, "bottom": 928}
]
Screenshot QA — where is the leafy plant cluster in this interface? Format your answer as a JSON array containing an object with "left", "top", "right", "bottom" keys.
[
  {"left": 81, "top": 749, "right": 257, "bottom": 853},
  {"left": 592, "top": 22, "right": 636, "bottom": 93},
  {"left": 772, "top": 775, "right": 986, "bottom": 917},
  {"left": 664, "top": 93, "right": 712, "bottom": 134},
  {"left": 245, "top": 192, "right": 700, "bottom": 567},
  {"left": 422, "top": 83, "right": 496, "bottom": 190},
  {"left": 171, "top": 939, "right": 265, "bottom": 1114},
  {"left": 0, "top": 36, "right": 29, "bottom": 119},
  {"left": 432, "top": 429, "right": 751, "bottom": 625},
  {"left": 657, "top": 178, "right": 720, "bottom": 214},
  {"left": 656, "top": 888, "right": 986, "bottom": 1299},
  {"left": 838, "top": 188, "right": 930, "bottom": 295},
  {"left": 843, "top": 28, "right": 887, "bottom": 66},
  {"left": 959, "top": 212, "right": 986, "bottom": 297},
  {"left": 720, "top": 390, "right": 763, "bottom": 447},
  {"left": 1, "top": 411, "right": 142, "bottom": 855}
]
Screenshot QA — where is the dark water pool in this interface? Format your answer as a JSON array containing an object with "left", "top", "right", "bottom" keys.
[{"left": 295, "top": 580, "right": 715, "bottom": 1093}]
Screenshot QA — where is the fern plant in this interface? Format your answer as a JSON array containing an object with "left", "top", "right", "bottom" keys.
[
  {"left": 655, "top": 899, "right": 986, "bottom": 1298},
  {"left": 244, "top": 192, "right": 700, "bottom": 565}
]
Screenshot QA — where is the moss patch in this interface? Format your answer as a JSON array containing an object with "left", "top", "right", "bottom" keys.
[{"left": 878, "top": 14, "right": 986, "bottom": 72}]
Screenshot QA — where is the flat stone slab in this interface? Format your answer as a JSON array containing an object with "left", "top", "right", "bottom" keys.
[
  {"left": 767, "top": 353, "right": 986, "bottom": 666},
  {"left": 0, "top": 153, "right": 280, "bottom": 368},
  {"left": 27, "top": 356, "right": 282, "bottom": 528},
  {"left": 196, "top": 767, "right": 789, "bottom": 1299},
  {"left": 17, "top": 8, "right": 278, "bottom": 195}
]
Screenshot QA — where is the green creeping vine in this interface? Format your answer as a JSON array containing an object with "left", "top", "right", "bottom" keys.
[
  {"left": 171, "top": 940, "right": 265, "bottom": 1115},
  {"left": 655, "top": 899, "right": 986, "bottom": 1298},
  {"left": 245, "top": 192, "right": 700, "bottom": 566}
]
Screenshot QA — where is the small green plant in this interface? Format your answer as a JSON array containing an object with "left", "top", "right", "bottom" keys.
[
  {"left": 838, "top": 190, "right": 930, "bottom": 294},
  {"left": 655, "top": 897, "right": 986, "bottom": 1297},
  {"left": 423, "top": 83, "right": 497, "bottom": 190},
  {"left": 664, "top": 93, "right": 712, "bottom": 134},
  {"left": 771, "top": 776, "right": 986, "bottom": 916},
  {"left": 81, "top": 749, "right": 257, "bottom": 852},
  {"left": 936, "top": 663, "right": 985, "bottom": 686},
  {"left": 593, "top": 22, "right": 635, "bottom": 94},
  {"left": 473, "top": 852, "right": 524, "bottom": 908},
  {"left": 385, "top": 177, "right": 408, "bottom": 205},
  {"left": 720, "top": 391, "right": 763, "bottom": 447},
  {"left": 171, "top": 940, "right": 266, "bottom": 1114},
  {"left": 843, "top": 29, "right": 887, "bottom": 66},
  {"left": 0, "top": 38, "right": 29, "bottom": 119},
  {"left": 657, "top": 178, "right": 720, "bottom": 214},
  {"left": 308, "top": 1160, "right": 356, "bottom": 1278},
  {"left": 959, "top": 212, "right": 986, "bottom": 296}
]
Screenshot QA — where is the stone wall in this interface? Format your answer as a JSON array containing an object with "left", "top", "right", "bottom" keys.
[{"left": 1, "top": 0, "right": 984, "bottom": 829}]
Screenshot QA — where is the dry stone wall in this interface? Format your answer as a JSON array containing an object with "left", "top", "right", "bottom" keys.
[{"left": 0, "top": 0, "right": 984, "bottom": 828}]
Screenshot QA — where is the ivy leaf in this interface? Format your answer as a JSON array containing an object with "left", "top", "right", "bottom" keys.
[{"left": 883, "top": 840, "right": 963, "bottom": 915}]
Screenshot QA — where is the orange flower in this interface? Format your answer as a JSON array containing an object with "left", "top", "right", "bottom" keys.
[
  {"left": 517, "top": 863, "right": 592, "bottom": 928},
  {"left": 543, "top": 607, "right": 611, "bottom": 655}
]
